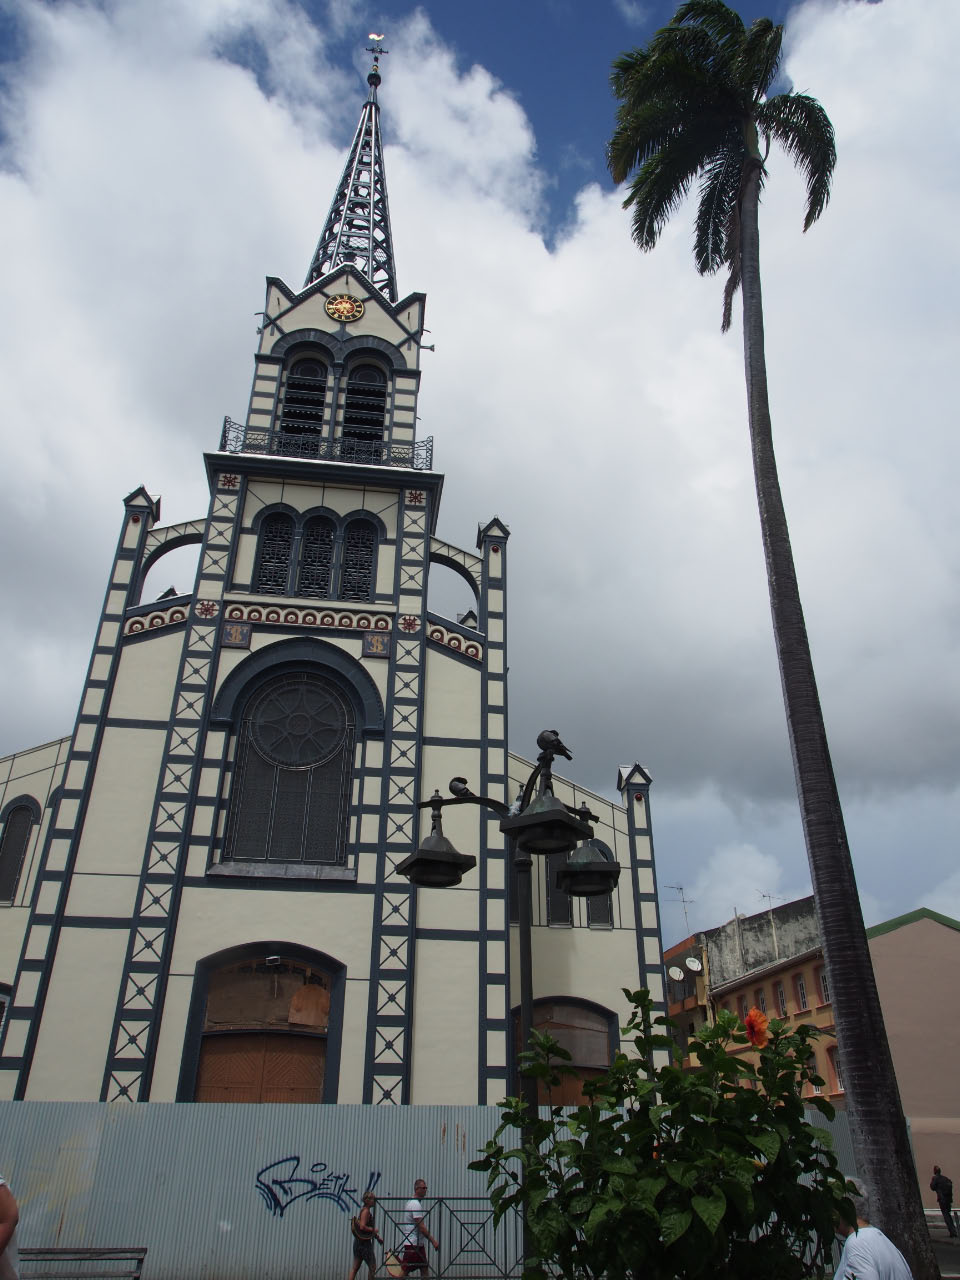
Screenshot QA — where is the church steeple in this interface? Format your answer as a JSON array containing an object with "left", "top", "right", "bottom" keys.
[{"left": 305, "top": 37, "right": 397, "bottom": 303}]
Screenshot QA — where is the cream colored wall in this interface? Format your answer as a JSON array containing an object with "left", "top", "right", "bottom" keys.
[
  {"left": 422, "top": 651, "right": 481, "bottom": 744},
  {"left": 409, "top": 937, "right": 480, "bottom": 1104},
  {"left": 73, "top": 727, "right": 167, "bottom": 876},
  {"left": 109, "top": 630, "right": 181, "bottom": 721},
  {"left": 151, "top": 886, "right": 378, "bottom": 1102},
  {"left": 0, "top": 738, "right": 69, "bottom": 986},
  {"left": 24, "top": 925, "right": 128, "bottom": 1100},
  {"left": 260, "top": 282, "right": 423, "bottom": 365}
]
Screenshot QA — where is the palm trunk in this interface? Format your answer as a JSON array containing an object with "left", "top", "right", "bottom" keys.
[{"left": 738, "top": 159, "right": 938, "bottom": 1280}]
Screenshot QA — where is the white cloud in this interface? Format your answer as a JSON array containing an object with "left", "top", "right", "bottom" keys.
[{"left": 0, "top": 0, "right": 956, "bottom": 938}]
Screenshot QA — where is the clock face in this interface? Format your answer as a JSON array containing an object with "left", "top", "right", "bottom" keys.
[{"left": 325, "top": 294, "right": 365, "bottom": 322}]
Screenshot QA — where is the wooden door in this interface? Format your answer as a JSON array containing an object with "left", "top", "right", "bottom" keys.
[{"left": 195, "top": 1032, "right": 325, "bottom": 1102}]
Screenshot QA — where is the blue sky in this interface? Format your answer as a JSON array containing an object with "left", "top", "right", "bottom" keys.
[{"left": 0, "top": 0, "right": 956, "bottom": 948}]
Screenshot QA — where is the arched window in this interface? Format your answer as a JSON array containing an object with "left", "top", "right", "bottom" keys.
[
  {"left": 342, "top": 364, "right": 387, "bottom": 461},
  {"left": 340, "top": 519, "right": 377, "bottom": 601},
  {"left": 189, "top": 950, "right": 341, "bottom": 1103},
  {"left": 513, "top": 999, "right": 615, "bottom": 1105},
  {"left": 278, "top": 356, "right": 328, "bottom": 457},
  {"left": 224, "top": 673, "right": 355, "bottom": 868},
  {"left": 0, "top": 800, "right": 37, "bottom": 903},
  {"left": 298, "top": 517, "right": 336, "bottom": 598},
  {"left": 254, "top": 513, "right": 295, "bottom": 595}
]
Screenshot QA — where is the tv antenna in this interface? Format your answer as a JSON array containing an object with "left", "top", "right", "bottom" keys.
[{"left": 665, "top": 884, "right": 694, "bottom": 933}]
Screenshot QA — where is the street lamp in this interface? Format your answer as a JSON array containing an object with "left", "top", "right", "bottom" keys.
[{"left": 396, "top": 730, "right": 621, "bottom": 1268}]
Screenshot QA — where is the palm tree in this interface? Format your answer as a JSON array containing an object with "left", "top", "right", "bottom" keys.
[{"left": 607, "top": 4, "right": 937, "bottom": 1278}]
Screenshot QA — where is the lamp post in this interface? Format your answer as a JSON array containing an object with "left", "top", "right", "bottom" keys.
[{"left": 396, "top": 730, "right": 621, "bottom": 1269}]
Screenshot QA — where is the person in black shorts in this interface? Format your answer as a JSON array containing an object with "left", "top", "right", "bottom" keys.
[
  {"left": 400, "top": 1179, "right": 438, "bottom": 1276},
  {"left": 348, "top": 1191, "right": 383, "bottom": 1280}
]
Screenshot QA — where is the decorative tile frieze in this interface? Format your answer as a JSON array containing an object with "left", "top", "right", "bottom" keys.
[
  {"left": 425, "top": 623, "right": 483, "bottom": 662},
  {"left": 222, "top": 603, "right": 393, "bottom": 631},
  {"left": 124, "top": 604, "right": 189, "bottom": 636}
]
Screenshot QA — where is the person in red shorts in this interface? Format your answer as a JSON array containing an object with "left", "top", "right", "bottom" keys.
[{"left": 399, "top": 1179, "right": 438, "bottom": 1276}]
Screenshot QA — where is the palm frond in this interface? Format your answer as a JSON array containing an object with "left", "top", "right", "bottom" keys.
[
  {"left": 673, "top": 0, "right": 745, "bottom": 50},
  {"left": 737, "top": 18, "right": 783, "bottom": 101},
  {"left": 757, "top": 93, "right": 836, "bottom": 228},
  {"left": 608, "top": 99, "right": 689, "bottom": 184},
  {"left": 694, "top": 137, "right": 744, "bottom": 275},
  {"left": 622, "top": 130, "right": 717, "bottom": 252}
]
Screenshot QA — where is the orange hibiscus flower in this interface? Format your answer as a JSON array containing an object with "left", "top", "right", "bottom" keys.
[{"left": 744, "top": 1007, "right": 769, "bottom": 1048}]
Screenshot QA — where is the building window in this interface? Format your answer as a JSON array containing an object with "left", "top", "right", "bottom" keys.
[
  {"left": 278, "top": 357, "right": 328, "bottom": 457},
  {"left": 191, "top": 951, "right": 338, "bottom": 1103},
  {"left": 0, "top": 984, "right": 10, "bottom": 1037},
  {"left": 754, "top": 987, "right": 766, "bottom": 1014},
  {"left": 737, "top": 995, "right": 749, "bottom": 1022},
  {"left": 254, "top": 513, "right": 295, "bottom": 594},
  {"left": 774, "top": 980, "right": 787, "bottom": 1018},
  {"left": 224, "top": 673, "right": 354, "bottom": 867},
  {"left": 545, "top": 852, "right": 573, "bottom": 925},
  {"left": 298, "top": 517, "right": 336, "bottom": 598},
  {"left": 342, "top": 364, "right": 387, "bottom": 462},
  {"left": 807, "top": 1053, "right": 822, "bottom": 1094},
  {"left": 340, "top": 519, "right": 378, "bottom": 601},
  {"left": 817, "top": 965, "right": 830, "bottom": 1005},
  {"left": 513, "top": 1000, "right": 613, "bottom": 1105},
  {"left": 252, "top": 510, "right": 380, "bottom": 602},
  {"left": 0, "top": 801, "right": 37, "bottom": 903},
  {"left": 828, "top": 1046, "right": 844, "bottom": 1093},
  {"left": 794, "top": 973, "right": 808, "bottom": 1012}
]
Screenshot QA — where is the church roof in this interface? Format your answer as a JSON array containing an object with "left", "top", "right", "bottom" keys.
[{"left": 304, "top": 38, "right": 397, "bottom": 303}]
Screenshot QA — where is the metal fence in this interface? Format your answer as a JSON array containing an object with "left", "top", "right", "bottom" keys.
[
  {"left": 219, "top": 417, "right": 434, "bottom": 470},
  {"left": 1, "top": 1101, "right": 856, "bottom": 1280}
]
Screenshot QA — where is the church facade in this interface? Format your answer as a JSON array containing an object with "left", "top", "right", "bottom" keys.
[{"left": 0, "top": 47, "right": 665, "bottom": 1108}]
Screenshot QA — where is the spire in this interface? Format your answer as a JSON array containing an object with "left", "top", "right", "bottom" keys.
[{"left": 305, "top": 37, "right": 397, "bottom": 303}]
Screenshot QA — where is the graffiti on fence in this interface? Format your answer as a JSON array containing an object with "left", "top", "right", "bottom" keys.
[{"left": 256, "top": 1157, "right": 382, "bottom": 1219}]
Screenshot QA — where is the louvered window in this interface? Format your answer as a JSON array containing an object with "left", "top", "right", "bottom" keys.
[
  {"left": 342, "top": 364, "right": 386, "bottom": 462},
  {"left": 545, "top": 851, "right": 573, "bottom": 925},
  {"left": 278, "top": 358, "right": 327, "bottom": 458},
  {"left": 340, "top": 520, "right": 377, "bottom": 601},
  {"left": 298, "top": 518, "right": 336, "bottom": 598},
  {"left": 0, "top": 805, "right": 34, "bottom": 902},
  {"left": 255, "top": 514, "right": 294, "bottom": 595},
  {"left": 225, "top": 674, "right": 354, "bottom": 866}
]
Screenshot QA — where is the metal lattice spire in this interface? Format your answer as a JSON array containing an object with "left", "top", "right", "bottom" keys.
[{"left": 305, "top": 37, "right": 397, "bottom": 303}]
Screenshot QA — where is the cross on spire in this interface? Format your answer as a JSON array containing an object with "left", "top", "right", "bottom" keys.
[{"left": 304, "top": 35, "right": 397, "bottom": 303}]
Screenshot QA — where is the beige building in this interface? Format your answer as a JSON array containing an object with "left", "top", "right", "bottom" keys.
[{"left": 0, "top": 48, "right": 664, "bottom": 1108}]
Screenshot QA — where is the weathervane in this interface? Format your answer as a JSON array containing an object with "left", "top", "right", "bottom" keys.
[{"left": 366, "top": 33, "right": 388, "bottom": 88}]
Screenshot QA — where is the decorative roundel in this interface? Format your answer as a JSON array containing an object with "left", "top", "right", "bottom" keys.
[
  {"left": 249, "top": 675, "right": 349, "bottom": 769},
  {"left": 325, "top": 294, "right": 365, "bottom": 322}
]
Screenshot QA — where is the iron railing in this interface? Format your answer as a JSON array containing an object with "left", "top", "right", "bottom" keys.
[
  {"left": 219, "top": 417, "right": 434, "bottom": 471},
  {"left": 375, "top": 1197, "right": 522, "bottom": 1280}
]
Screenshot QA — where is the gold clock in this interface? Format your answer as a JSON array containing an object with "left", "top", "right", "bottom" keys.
[{"left": 325, "top": 294, "right": 365, "bottom": 322}]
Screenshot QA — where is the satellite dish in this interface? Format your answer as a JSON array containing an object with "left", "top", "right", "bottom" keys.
[
  {"left": 684, "top": 956, "right": 703, "bottom": 974},
  {"left": 667, "top": 965, "right": 685, "bottom": 982}
]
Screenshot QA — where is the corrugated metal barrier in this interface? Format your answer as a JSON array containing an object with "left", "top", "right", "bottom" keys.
[{"left": 0, "top": 1102, "right": 857, "bottom": 1279}]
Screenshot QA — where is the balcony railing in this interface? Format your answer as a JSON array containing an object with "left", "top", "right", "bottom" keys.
[{"left": 219, "top": 417, "right": 433, "bottom": 471}]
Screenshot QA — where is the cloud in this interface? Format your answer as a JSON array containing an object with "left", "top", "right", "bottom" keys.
[
  {"left": 612, "top": 0, "right": 650, "bottom": 27},
  {"left": 0, "top": 0, "right": 956, "bottom": 940}
]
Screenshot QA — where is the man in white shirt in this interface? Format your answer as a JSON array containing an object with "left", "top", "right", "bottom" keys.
[
  {"left": 0, "top": 1175, "right": 19, "bottom": 1280},
  {"left": 835, "top": 1184, "right": 913, "bottom": 1280},
  {"left": 400, "top": 1179, "right": 438, "bottom": 1277}
]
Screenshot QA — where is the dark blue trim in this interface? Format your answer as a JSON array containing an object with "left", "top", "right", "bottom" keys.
[{"left": 211, "top": 637, "right": 384, "bottom": 733}]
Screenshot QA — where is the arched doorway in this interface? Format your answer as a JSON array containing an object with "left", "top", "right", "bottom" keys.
[
  {"left": 184, "top": 948, "right": 343, "bottom": 1103},
  {"left": 513, "top": 998, "right": 617, "bottom": 1105}
]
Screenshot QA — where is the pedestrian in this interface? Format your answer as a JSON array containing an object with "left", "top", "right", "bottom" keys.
[
  {"left": 399, "top": 1179, "right": 438, "bottom": 1277},
  {"left": 348, "top": 1191, "right": 383, "bottom": 1280},
  {"left": 834, "top": 1182, "right": 913, "bottom": 1280},
  {"left": 0, "top": 1173, "right": 19, "bottom": 1280},
  {"left": 931, "top": 1166, "right": 957, "bottom": 1238}
]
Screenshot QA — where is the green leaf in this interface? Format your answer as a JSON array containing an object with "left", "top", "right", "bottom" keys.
[
  {"left": 692, "top": 1188, "right": 727, "bottom": 1234},
  {"left": 601, "top": 1156, "right": 636, "bottom": 1175},
  {"left": 747, "top": 1131, "right": 781, "bottom": 1162},
  {"left": 665, "top": 1162, "right": 699, "bottom": 1188},
  {"left": 660, "top": 1208, "right": 693, "bottom": 1245}
]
